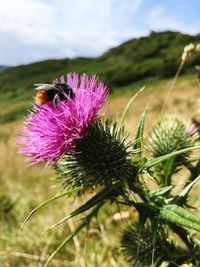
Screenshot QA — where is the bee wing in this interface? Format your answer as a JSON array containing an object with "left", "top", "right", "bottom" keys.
[
  {"left": 34, "top": 84, "right": 54, "bottom": 90},
  {"left": 53, "top": 94, "right": 60, "bottom": 110}
]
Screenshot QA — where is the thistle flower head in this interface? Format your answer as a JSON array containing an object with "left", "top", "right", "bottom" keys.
[
  {"left": 18, "top": 73, "right": 107, "bottom": 163},
  {"left": 56, "top": 121, "right": 135, "bottom": 191}
]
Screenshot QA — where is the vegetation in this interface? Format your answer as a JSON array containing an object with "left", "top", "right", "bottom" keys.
[
  {"left": 0, "top": 31, "right": 200, "bottom": 123},
  {"left": 0, "top": 31, "right": 200, "bottom": 267},
  {"left": 1, "top": 73, "right": 200, "bottom": 266},
  {"left": 0, "top": 65, "right": 8, "bottom": 72}
]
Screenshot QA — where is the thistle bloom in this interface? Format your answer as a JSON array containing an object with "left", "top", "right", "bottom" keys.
[
  {"left": 18, "top": 73, "right": 107, "bottom": 164},
  {"left": 186, "top": 123, "right": 198, "bottom": 136}
]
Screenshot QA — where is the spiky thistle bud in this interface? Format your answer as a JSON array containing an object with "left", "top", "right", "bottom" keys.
[
  {"left": 121, "top": 223, "right": 174, "bottom": 267},
  {"left": 148, "top": 118, "right": 193, "bottom": 166},
  {"left": 55, "top": 121, "right": 136, "bottom": 191}
]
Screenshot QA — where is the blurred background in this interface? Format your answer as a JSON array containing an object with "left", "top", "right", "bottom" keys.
[{"left": 0, "top": 0, "right": 200, "bottom": 266}]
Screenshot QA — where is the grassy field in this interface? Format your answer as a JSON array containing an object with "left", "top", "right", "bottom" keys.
[{"left": 0, "top": 71, "right": 200, "bottom": 266}]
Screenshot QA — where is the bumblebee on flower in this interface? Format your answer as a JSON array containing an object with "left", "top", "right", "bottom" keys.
[
  {"left": 18, "top": 73, "right": 108, "bottom": 163},
  {"left": 18, "top": 73, "right": 133, "bottom": 191}
]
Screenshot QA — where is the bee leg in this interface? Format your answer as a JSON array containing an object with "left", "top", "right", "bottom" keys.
[{"left": 53, "top": 94, "right": 60, "bottom": 111}]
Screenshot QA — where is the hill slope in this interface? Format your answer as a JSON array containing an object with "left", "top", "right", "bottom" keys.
[
  {"left": 0, "top": 31, "right": 199, "bottom": 123},
  {"left": 0, "top": 65, "right": 8, "bottom": 72}
]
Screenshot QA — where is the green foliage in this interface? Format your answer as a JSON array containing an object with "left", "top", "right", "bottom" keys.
[
  {"left": 117, "top": 86, "right": 145, "bottom": 135},
  {"left": 11, "top": 34, "right": 200, "bottom": 266},
  {"left": 0, "top": 195, "right": 16, "bottom": 223},
  {"left": 0, "top": 65, "right": 8, "bottom": 72},
  {"left": 121, "top": 223, "right": 174, "bottom": 267},
  {"left": 132, "top": 110, "right": 146, "bottom": 162},
  {"left": 20, "top": 187, "right": 83, "bottom": 229},
  {"left": 159, "top": 204, "right": 200, "bottom": 232},
  {"left": 0, "top": 104, "right": 31, "bottom": 123},
  {"left": 0, "top": 31, "right": 199, "bottom": 124},
  {"left": 43, "top": 115, "right": 200, "bottom": 266},
  {"left": 44, "top": 201, "right": 104, "bottom": 267}
]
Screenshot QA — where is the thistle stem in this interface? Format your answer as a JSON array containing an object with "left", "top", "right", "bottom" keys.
[{"left": 161, "top": 60, "right": 185, "bottom": 114}]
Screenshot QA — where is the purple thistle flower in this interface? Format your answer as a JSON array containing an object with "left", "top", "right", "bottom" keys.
[
  {"left": 17, "top": 73, "right": 108, "bottom": 164},
  {"left": 186, "top": 123, "right": 198, "bottom": 136}
]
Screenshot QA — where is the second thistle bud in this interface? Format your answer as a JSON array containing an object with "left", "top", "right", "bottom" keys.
[
  {"left": 148, "top": 118, "right": 191, "bottom": 156},
  {"left": 147, "top": 118, "right": 193, "bottom": 173}
]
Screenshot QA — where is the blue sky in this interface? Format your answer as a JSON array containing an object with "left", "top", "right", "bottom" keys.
[{"left": 0, "top": 0, "right": 199, "bottom": 65}]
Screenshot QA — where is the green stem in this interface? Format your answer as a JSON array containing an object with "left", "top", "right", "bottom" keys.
[
  {"left": 163, "top": 157, "right": 175, "bottom": 187},
  {"left": 44, "top": 201, "right": 104, "bottom": 267}
]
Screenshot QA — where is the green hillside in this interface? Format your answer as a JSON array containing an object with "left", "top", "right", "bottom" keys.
[
  {"left": 0, "top": 31, "right": 199, "bottom": 123},
  {"left": 0, "top": 65, "right": 8, "bottom": 72}
]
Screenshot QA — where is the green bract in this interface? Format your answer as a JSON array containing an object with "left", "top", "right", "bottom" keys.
[{"left": 55, "top": 121, "right": 136, "bottom": 191}]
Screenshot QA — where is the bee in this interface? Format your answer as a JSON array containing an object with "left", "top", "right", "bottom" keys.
[{"left": 34, "top": 82, "right": 74, "bottom": 110}]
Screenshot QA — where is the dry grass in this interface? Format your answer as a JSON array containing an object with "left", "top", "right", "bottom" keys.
[
  {"left": 0, "top": 74, "right": 199, "bottom": 266},
  {"left": 109, "top": 75, "right": 200, "bottom": 135},
  {"left": 0, "top": 123, "right": 128, "bottom": 267}
]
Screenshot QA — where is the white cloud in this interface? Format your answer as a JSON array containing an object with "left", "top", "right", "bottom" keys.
[
  {"left": 1, "top": 0, "right": 199, "bottom": 66},
  {"left": 146, "top": 5, "right": 200, "bottom": 35},
  {"left": 0, "top": 0, "right": 144, "bottom": 65}
]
